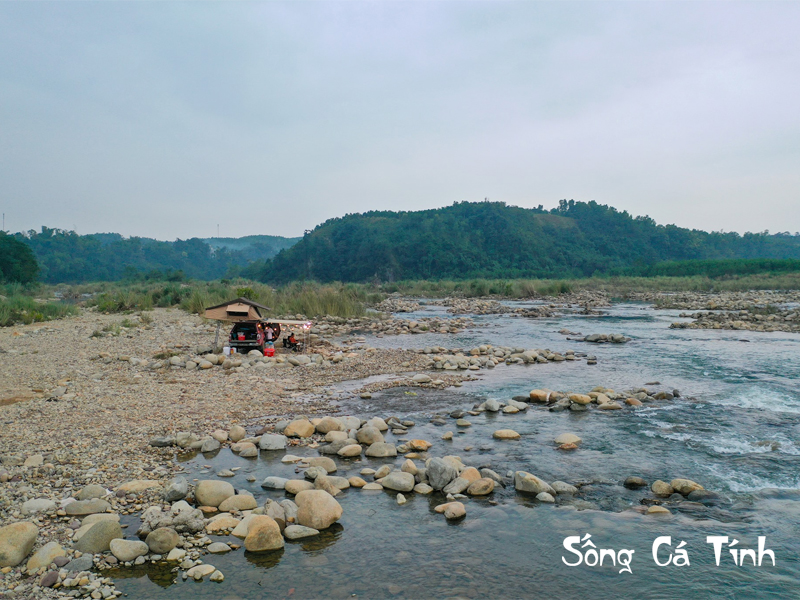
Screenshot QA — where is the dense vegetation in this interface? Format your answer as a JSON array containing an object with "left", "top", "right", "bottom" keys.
[
  {"left": 14, "top": 228, "right": 297, "bottom": 284},
  {"left": 84, "top": 280, "right": 380, "bottom": 319},
  {"left": 255, "top": 200, "right": 800, "bottom": 283},
  {"left": 0, "top": 233, "right": 39, "bottom": 284},
  {"left": 630, "top": 258, "right": 800, "bottom": 278},
  {"left": 203, "top": 235, "right": 300, "bottom": 261}
]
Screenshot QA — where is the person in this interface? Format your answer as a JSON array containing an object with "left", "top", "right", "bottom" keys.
[
  {"left": 284, "top": 331, "right": 299, "bottom": 351},
  {"left": 265, "top": 325, "right": 274, "bottom": 344}
]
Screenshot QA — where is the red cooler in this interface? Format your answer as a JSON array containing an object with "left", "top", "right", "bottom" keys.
[{"left": 264, "top": 347, "right": 275, "bottom": 357}]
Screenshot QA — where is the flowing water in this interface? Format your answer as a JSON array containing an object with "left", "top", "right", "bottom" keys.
[{"left": 113, "top": 301, "right": 800, "bottom": 599}]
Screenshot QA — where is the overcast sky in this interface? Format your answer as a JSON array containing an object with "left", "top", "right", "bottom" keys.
[{"left": 1, "top": 1, "right": 798, "bottom": 240}]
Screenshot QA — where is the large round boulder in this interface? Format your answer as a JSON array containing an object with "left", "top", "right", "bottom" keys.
[
  {"left": 194, "top": 480, "right": 235, "bottom": 507},
  {"left": 75, "top": 520, "right": 123, "bottom": 554},
  {"left": 295, "top": 490, "right": 343, "bottom": 530},
  {"left": 0, "top": 522, "right": 38, "bottom": 567},
  {"left": 244, "top": 516, "right": 284, "bottom": 552},
  {"left": 145, "top": 527, "right": 178, "bottom": 554}
]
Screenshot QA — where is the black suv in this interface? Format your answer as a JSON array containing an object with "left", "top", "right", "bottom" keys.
[{"left": 228, "top": 321, "right": 264, "bottom": 353}]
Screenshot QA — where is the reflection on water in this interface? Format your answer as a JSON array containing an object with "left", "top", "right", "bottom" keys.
[{"left": 113, "top": 302, "right": 800, "bottom": 599}]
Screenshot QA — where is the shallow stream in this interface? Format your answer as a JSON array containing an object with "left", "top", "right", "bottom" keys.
[{"left": 113, "top": 301, "right": 800, "bottom": 599}]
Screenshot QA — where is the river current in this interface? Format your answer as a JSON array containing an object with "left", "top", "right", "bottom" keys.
[{"left": 113, "top": 301, "right": 800, "bottom": 599}]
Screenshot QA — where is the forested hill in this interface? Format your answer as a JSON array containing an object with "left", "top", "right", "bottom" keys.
[
  {"left": 13, "top": 228, "right": 298, "bottom": 283},
  {"left": 255, "top": 200, "right": 800, "bottom": 283}
]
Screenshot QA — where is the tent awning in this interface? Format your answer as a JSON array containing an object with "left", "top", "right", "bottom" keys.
[{"left": 203, "top": 297, "right": 271, "bottom": 322}]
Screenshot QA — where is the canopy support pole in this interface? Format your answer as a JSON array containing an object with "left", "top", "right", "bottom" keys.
[{"left": 213, "top": 322, "right": 221, "bottom": 352}]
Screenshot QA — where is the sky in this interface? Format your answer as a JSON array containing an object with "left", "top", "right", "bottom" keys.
[{"left": 1, "top": 1, "right": 798, "bottom": 240}]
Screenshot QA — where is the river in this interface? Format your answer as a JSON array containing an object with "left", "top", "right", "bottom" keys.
[{"left": 112, "top": 300, "right": 800, "bottom": 599}]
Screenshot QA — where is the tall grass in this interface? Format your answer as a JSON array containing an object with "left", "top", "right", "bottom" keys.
[{"left": 0, "top": 292, "right": 78, "bottom": 327}]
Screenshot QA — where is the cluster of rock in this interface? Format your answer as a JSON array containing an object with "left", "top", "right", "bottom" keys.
[
  {"left": 577, "top": 333, "right": 630, "bottom": 344},
  {"left": 632, "top": 290, "right": 800, "bottom": 311},
  {"left": 527, "top": 385, "right": 680, "bottom": 415},
  {"left": 375, "top": 298, "right": 421, "bottom": 313},
  {"left": 623, "top": 475, "right": 721, "bottom": 514},
  {"left": 416, "top": 344, "right": 592, "bottom": 371},
  {"left": 671, "top": 308, "right": 800, "bottom": 333},
  {"left": 443, "top": 299, "right": 513, "bottom": 315},
  {"left": 370, "top": 317, "right": 475, "bottom": 336},
  {"left": 509, "top": 306, "right": 558, "bottom": 318}
]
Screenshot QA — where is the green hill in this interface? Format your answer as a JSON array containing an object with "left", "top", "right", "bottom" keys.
[
  {"left": 255, "top": 200, "right": 800, "bottom": 283},
  {"left": 202, "top": 235, "right": 301, "bottom": 261}
]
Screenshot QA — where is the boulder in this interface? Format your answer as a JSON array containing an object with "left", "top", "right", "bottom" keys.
[
  {"left": 315, "top": 417, "right": 344, "bottom": 434},
  {"left": 466, "top": 478, "right": 495, "bottom": 496},
  {"left": 554, "top": 433, "right": 581, "bottom": 446},
  {"left": 75, "top": 520, "right": 123, "bottom": 554},
  {"left": 427, "top": 457, "right": 459, "bottom": 491},
  {"left": 412, "top": 374, "right": 432, "bottom": 384},
  {"left": 207, "top": 542, "right": 231, "bottom": 553},
  {"left": 218, "top": 494, "right": 258, "bottom": 512},
  {"left": 109, "top": 539, "right": 148, "bottom": 563},
  {"left": 259, "top": 434, "right": 288, "bottom": 451},
  {"left": 145, "top": 528, "right": 178, "bottom": 554},
  {"left": 444, "top": 502, "right": 466, "bottom": 520},
  {"left": 380, "top": 472, "right": 415, "bottom": 493},
  {"left": 164, "top": 477, "right": 189, "bottom": 502},
  {"left": 76, "top": 485, "right": 108, "bottom": 501},
  {"left": 194, "top": 481, "right": 235, "bottom": 507},
  {"left": 295, "top": 490, "right": 343, "bottom": 530},
  {"left": 229, "top": 425, "right": 247, "bottom": 442},
  {"left": 313, "top": 475, "right": 341, "bottom": 497},
  {"left": 356, "top": 427, "right": 384, "bottom": 445},
  {"left": 284, "top": 419, "right": 315, "bottom": 438},
  {"left": 284, "top": 525, "right": 320, "bottom": 540},
  {"left": 536, "top": 492, "right": 555, "bottom": 503},
  {"left": 529, "top": 389, "right": 551, "bottom": 403},
  {"left": 260, "top": 476, "right": 289, "bottom": 490},
  {"left": 493, "top": 429, "right": 520, "bottom": 440},
  {"left": 307, "top": 457, "right": 337, "bottom": 472},
  {"left": 551, "top": 481, "right": 578, "bottom": 495},
  {"left": 117, "top": 480, "right": 160, "bottom": 495},
  {"left": 338, "top": 444, "right": 363, "bottom": 457},
  {"left": 237, "top": 442, "right": 259, "bottom": 458},
  {"left": 26, "top": 541, "right": 65, "bottom": 571},
  {"left": 514, "top": 471, "right": 555, "bottom": 496},
  {"left": 21, "top": 498, "right": 56, "bottom": 515},
  {"left": 285, "top": 480, "right": 315, "bottom": 495},
  {"left": 624, "top": 476, "right": 648, "bottom": 490},
  {"left": 365, "top": 442, "right": 397, "bottom": 458},
  {"left": 366, "top": 417, "right": 389, "bottom": 431},
  {"left": 65, "top": 499, "right": 111, "bottom": 516},
  {"left": 651, "top": 480, "right": 674, "bottom": 497},
  {"left": 670, "top": 478, "right": 704, "bottom": 496},
  {"left": 200, "top": 438, "right": 221, "bottom": 453},
  {"left": 244, "top": 516, "right": 284, "bottom": 552},
  {"left": 569, "top": 394, "right": 592, "bottom": 405}
]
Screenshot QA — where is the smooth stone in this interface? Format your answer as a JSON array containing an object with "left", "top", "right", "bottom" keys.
[
  {"left": 365, "top": 442, "right": 397, "bottom": 458},
  {"left": 551, "top": 481, "right": 578, "bottom": 495},
  {"left": 337, "top": 444, "right": 363, "bottom": 457},
  {"left": 493, "top": 429, "right": 520, "bottom": 440},
  {"left": 76, "top": 485, "right": 108, "bottom": 501},
  {"left": 109, "top": 539, "right": 148, "bottom": 562},
  {"left": 65, "top": 499, "right": 111, "bottom": 516},
  {"left": 466, "top": 478, "right": 495, "bottom": 495},
  {"left": 283, "top": 525, "right": 320, "bottom": 540},
  {"left": 284, "top": 419, "right": 315, "bottom": 438},
  {"left": 26, "top": 541, "right": 65, "bottom": 571},
  {"left": 194, "top": 481, "right": 235, "bottom": 507},
  {"left": 244, "top": 516, "right": 284, "bottom": 552},
  {"left": 554, "top": 433, "right": 582, "bottom": 445},
  {"left": 145, "top": 527, "right": 179, "bottom": 553},
  {"left": 22, "top": 498, "right": 56, "bottom": 515},
  {"left": 260, "top": 477, "right": 289, "bottom": 490},
  {"left": 259, "top": 434, "right": 288, "bottom": 451},
  {"left": 218, "top": 494, "right": 258, "bottom": 512},
  {"left": 670, "top": 478, "right": 704, "bottom": 496},
  {"left": 514, "top": 471, "right": 555, "bottom": 496},
  {"left": 536, "top": 492, "right": 555, "bottom": 503},
  {"left": 380, "top": 472, "right": 415, "bottom": 493},
  {"left": 296, "top": 490, "right": 343, "bottom": 530},
  {"left": 207, "top": 542, "right": 231, "bottom": 553},
  {"left": 117, "top": 480, "right": 160, "bottom": 494},
  {"left": 285, "top": 480, "right": 315, "bottom": 495},
  {"left": 74, "top": 521, "right": 123, "bottom": 554},
  {"left": 624, "top": 476, "right": 648, "bottom": 490},
  {"left": 164, "top": 477, "right": 189, "bottom": 502}
]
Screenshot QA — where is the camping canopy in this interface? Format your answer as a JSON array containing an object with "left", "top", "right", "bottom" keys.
[{"left": 203, "top": 297, "right": 271, "bottom": 323}]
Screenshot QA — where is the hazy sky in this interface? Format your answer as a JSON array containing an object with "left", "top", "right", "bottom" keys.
[{"left": 1, "top": 1, "right": 798, "bottom": 240}]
